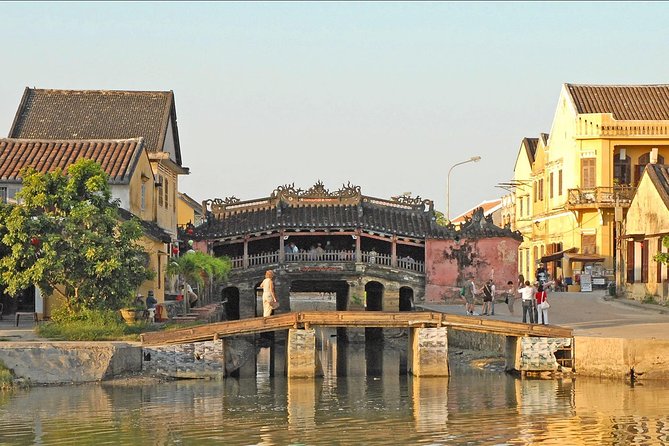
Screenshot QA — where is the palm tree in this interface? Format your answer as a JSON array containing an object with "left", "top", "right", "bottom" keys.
[{"left": 166, "top": 251, "right": 231, "bottom": 315}]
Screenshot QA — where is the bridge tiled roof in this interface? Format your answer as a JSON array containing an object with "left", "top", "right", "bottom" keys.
[
  {"left": 198, "top": 201, "right": 439, "bottom": 240},
  {"left": 193, "top": 183, "right": 522, "bottom": 242}
]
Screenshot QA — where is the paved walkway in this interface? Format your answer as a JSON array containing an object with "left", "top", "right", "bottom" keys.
[
  {"left": 418, "top": 290, "right": 669, "bottom": 339},
  {"left": 2, "top": 290, "right": 668, "bottom": 341}
]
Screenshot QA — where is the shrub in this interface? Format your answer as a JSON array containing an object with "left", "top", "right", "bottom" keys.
[{"left": 37, "top": 308, "right": 149, "bottom": 341}]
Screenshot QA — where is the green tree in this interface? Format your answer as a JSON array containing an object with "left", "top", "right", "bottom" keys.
[
  {"left": 434, "top": 210, "right": 449, "bottom": 226},
  {"left": 0, "top": 159, "right": 153, "bottom": 313},
  {"left": 655, "top": 236, "right": 669, "bottom": 265},
  {"left": 166, "top": 251, "right": 231, "bottom": 314}
]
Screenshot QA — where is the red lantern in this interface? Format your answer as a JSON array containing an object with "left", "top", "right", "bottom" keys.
[
  {"left": 172, "top": 246, "right": 180, "bottom": 255},
  {"left": 30, "top": 237, "right": 40, "bottom": 247},
  {"left": 186, "top": 228, "right": 194, "bottom": 235}
]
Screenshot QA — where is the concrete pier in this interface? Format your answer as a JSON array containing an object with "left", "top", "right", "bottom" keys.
[
  {"left": 408, "top": 327, "right": 449, "bottom": 377},
  {"left": 286, "top": 328, "right": 321, "bottom": 378}
]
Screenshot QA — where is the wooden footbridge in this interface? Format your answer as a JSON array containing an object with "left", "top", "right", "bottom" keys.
[{"left": 140, "top": 311, "right": 573, "bottom": 345}]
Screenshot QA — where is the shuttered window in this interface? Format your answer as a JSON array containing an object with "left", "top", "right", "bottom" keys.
[
  {"left": 558, "top": 170, "right": 563, "bottom": 196},
  {"left": 582, "top": 158, "right": 596, "bottom": 188},
  {"left": 582, "top": 234, "right": 596, "bottom": 255},
  {"left": 657, "top": 240, "right": 663, "bottom": 284},
  {"left": 641, "top": 240, "right": 649, "bottom": 283},
  {"left": 550, "top": 172, "right": 554, "bottom": 199},
  {"left": 626, "top": 240, "right": 635, "bottom": 283}
]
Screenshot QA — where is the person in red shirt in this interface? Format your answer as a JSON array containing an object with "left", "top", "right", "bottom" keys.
[{"left": 535, "top": 283, "right": 549, "bottom": 325}]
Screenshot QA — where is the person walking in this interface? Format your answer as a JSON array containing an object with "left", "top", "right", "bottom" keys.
[
  {"left": 535, "top": 283, "right": 549, "bottom": 325},
  {"left": 482, "top": 279, "right": 495, "bottom": 316},
  {"left": 462, "top": 275, "right": 477, "bottom": 316},
  {"left": 260, "top": 270, "right": 278, "bottom": 317},
  {"left": 505, "top": 280, "right": 516, "bottom": 315},
  {"left": 518, "top": 280, "right": 536, "bottom": 323}
]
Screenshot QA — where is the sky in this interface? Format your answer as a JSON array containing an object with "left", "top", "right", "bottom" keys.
[{"left": 2, "top": 2, "right": 669, "bottom": 219}]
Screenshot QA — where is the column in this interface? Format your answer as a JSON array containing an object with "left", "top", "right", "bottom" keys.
[
  {"left": 287, "top": 328, "right": 320, "bottom": 378},
  {"left": 391, "top": 236, "right": 397, "bottom": 267},
  {"left": 408, "top": 327, "right": 449, "bottom": 377},
  {"left": 243, "top": 236, "right": 249, "bottom": 269},
  {"left": 279, "top": 231, "right": 285, "bottom": 264},
  {"left": 355, "top": 231, "right": 361, "bottom": 263}
]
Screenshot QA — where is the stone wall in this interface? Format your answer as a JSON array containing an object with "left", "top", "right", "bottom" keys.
[
  {"left": 0, "top": 342, "right": 142, "bottom": 384},
  {"left": 574, "top": 336, "right": 669, "bottom": 380},
  {"left": 447, "top": 329, "right": 506, "bottom": 355}
]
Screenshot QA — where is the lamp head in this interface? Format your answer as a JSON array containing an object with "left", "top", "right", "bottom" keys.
[{"left": 471, "top": 156, "right": 482, "bottom": 162}]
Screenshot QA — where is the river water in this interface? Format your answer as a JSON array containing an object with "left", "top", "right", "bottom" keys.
[{"left": 1, "top": 331, "right": 668, "bottom": 446}]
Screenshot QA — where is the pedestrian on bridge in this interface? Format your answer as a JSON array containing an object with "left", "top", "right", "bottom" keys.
[
  {"left": 260, "top": 270, "right": 278, "bottom": 317},
  {"left": 518, "top": 281, "right": 536, "bottom": 324}
]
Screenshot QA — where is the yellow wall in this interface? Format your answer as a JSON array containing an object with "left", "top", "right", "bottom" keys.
[{"left": 177, "top": 195, "right": 196, "bottom": 227}]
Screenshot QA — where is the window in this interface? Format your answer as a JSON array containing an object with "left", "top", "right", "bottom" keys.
[
  {"left": 614, "top": 155, "right": 631, "bottom": 186},
  {"left": 635, "top": 152, "right": 665, "bottom": 186},
  {"left": 158, "top": 175, "right": 164, "bottom": 207},
  {"left": 0, "top": 187, "right": 6, "bottom": 204},
  {"left": 526, "top": 196, "right": 530, "bottom": 216},
  {"left": 626, "top": 240, "right": 635, "bottom": 283},
  {"left": 519, "top": 197, "right": 523, "bottom": 216},
  {"left": 582, "top": 158, "right": 596, "bottom": 188},
  {"left": 140, "top": 183, "right": 146, "bottom": 211},
  {"left": 657, "top": 240, "right": 663, "bottom": 284},
  {"left": 582, "top": 234, "right": 596, "bottom": 254},
  {"left": 558, "top": 170, "right": 563, "bottom": 196},
  {"left": 538, "top": 179, "right": 544, "bottom": 201},
  {"left": 550, "top": 172, "right": 554, "bottom": 199},
  {"left": 164, "top": 177, "right": 169, "bottom": 208},
  {"left": 533, "top": 182, "right": 537, "bottom": 203},
  {"left": 641, "top": 240, "right": 649, "bottom": 283}
]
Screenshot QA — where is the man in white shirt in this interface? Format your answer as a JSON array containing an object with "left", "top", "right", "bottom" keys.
[{"left": 517, "top": 280, "right": 536, "bottom": 323}]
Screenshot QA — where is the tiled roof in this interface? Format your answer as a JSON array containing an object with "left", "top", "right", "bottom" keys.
[
  {"left": 198, "top": 201, "right": 438, "bottom": 240},
  {"left": 0, "top": 138, "right": 144, "bottom": 184},
  {"left": 566, "top": 84, "right": 669, "bottom": 120},
  {"left": 523, "top": 137, "right": 538, "bottom": 164},
  {"left": 9, "top": 88, "right": 182, "bottom": 165},
  {"left": 645, "top": 163, "right": 669, "bottom": 209}
]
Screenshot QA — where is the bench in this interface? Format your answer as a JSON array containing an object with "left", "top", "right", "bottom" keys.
[{"left": 15, "top": 312, "right": 38, "bottom": 327}]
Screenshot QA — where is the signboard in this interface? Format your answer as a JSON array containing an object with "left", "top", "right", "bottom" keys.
[
  {"left": 580, "top": 273, "right": 592, "bottom": 292},
  {"left": 593, "top": 277, "right": 606, "bottom": 286}
]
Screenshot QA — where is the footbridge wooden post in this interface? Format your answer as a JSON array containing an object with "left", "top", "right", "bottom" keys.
[
  {"left": 287, "top": 328, "right": 322, "bottom": 378},
  {"left": 408, "top": 326, "right": 449, "bottom": 377}
]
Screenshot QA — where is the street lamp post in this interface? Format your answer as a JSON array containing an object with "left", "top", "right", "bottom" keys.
[{"left": 447, "top": 156, "right": 482, "bottom": 222}]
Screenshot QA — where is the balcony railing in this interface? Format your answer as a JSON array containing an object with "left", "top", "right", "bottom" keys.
[
  {"left": 229, "top": 250, "right": 425, "bottom": 273},
  {"left": 566, "top": 186, "right": 635, "bottom": 209}
]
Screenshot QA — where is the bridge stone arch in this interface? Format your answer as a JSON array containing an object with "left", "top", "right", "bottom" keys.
[
  {"left": 365, "top": 281, "right": 384, "bottom": 311},
  {"left": 399, "top": 286, "right": 414, "bottom": 311},
  {"left": 221, "top": 286, "right": 240, "bottom": 320}
]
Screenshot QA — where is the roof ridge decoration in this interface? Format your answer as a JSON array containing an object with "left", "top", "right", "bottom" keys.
[{"left": 272, "top": 181, "right": 362, "bottom": 206}]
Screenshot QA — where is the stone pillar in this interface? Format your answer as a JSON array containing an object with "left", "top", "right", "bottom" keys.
[
  {"left": 243, "top": 237, "right": 249, "bottom": 269},
  {"left": 384, "top": 288, "right": 400, "bottom": 311},
  {"left": 279, "top": 231, "right": 285, "bottom": 264},
  {"left": 391, "top": 236, "right": 397, "bottom": 267},
  {"left": 287, "top": 328, "right": 321, "bottom": 378},
  {"left": 355, "top": 231, "right": 361, "bottom": 263},
  {"left": 239, "top": 285, "right": 257, "bottom": 319},
  {"left": 505, "top": 336, "right": 521, "bottom": 372},
  {"left": 408, "top": 327, "right": 449, "bottom": 377}
]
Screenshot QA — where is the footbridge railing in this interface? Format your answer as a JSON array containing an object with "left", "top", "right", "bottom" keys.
[{"left": 140, "top": 311, "right": 573, "bottom": 345}]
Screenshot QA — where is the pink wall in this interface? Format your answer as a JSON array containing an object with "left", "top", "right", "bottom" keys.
[{"left": 425, "top": 237, "right": 520, "bottom": 303}]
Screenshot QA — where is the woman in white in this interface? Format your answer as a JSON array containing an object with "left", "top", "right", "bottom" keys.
[{"left": 260, "top": 270, "right": 278, "bottom": 317}]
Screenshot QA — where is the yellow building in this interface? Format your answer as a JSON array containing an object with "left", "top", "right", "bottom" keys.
[
  {"left": 1, "top": 88, "right": 190, "bottom": 316},
  {"left": 512, "top": 84, "right": 669, "bottom": 287},
  {"left": 177, "top": 192, "right": 204, "bottom": 228}
]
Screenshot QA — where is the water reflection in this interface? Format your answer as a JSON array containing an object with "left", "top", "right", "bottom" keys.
[{"left": 1, "top": 335, "right": 669, "bottom": 444}]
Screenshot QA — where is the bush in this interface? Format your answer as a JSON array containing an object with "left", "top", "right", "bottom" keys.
[
  {"left": 37, "top": 308, "right": 149, "bottom": 341},
  {"left": 0, "top": 361, "right": 13, "bottom": 389}
]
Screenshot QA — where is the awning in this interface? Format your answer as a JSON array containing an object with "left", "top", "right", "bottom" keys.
[
  {"left": 566, "top": 254, "right": 605, "bottom": 263},
  {"left": 540, "top": 247, "right": 578, "bottom": 263}
]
